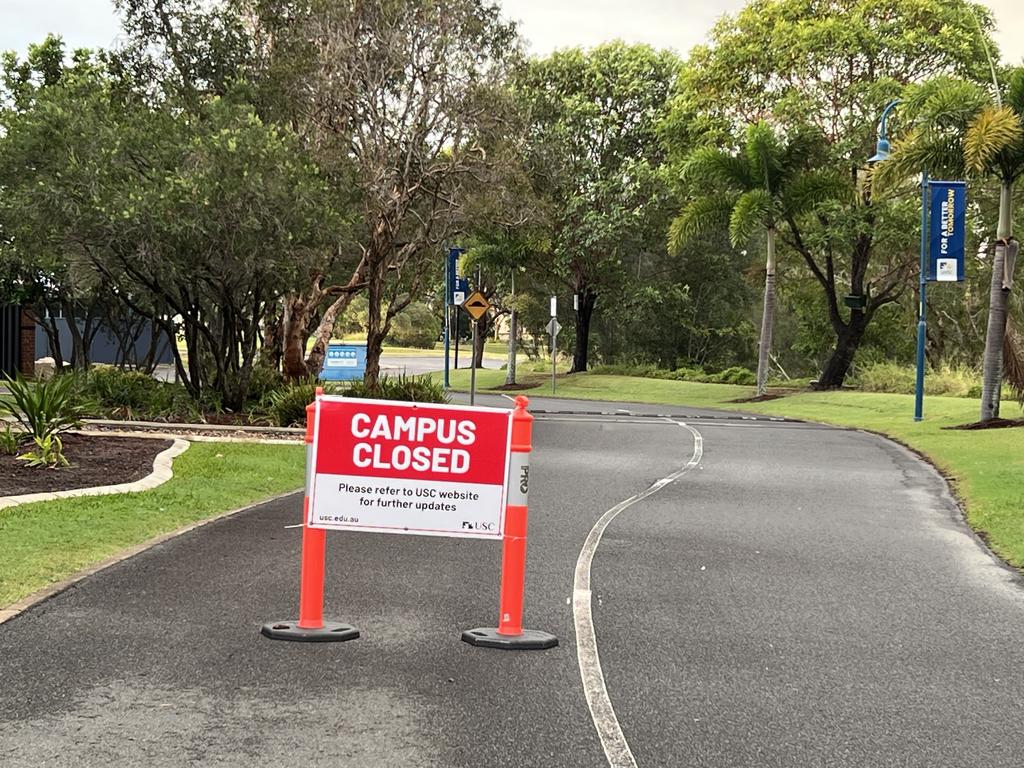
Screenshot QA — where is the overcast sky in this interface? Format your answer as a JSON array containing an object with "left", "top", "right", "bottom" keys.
[{"left": 2, "top": 0, "right": 1023, "bottom": 63}]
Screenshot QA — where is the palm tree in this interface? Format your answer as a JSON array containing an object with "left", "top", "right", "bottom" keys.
[
  {"left": 877, "top": 70, "right": 1024, "bottom": 421},
  {"left": 669, "top": 122, "right": 839, "bottom": 396}
]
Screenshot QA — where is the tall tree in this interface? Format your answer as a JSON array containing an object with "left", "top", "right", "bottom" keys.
[
  {"left": 670, "top": 122, "right": 842, "bottom": 394},
  {"left": 517, "top": 43, "right": 681, "bottom": 372},
  {"left": 284, "top": 0, "right": 520, "bottom": 392},
  {"left": 681, "top": 0, "right": 999, "bottom": 387},
  {"left": 876, "top": 71, "right": 1024, "bottom": 420},
  {"left": 0, "top": 37, "right": 338, "bottom": 408}
]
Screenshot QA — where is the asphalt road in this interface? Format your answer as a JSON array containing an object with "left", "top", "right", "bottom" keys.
[{"left": 3, "top": 397, "right": 1024, "bottom": 767}]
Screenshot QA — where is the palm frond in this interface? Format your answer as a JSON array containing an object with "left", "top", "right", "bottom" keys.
[
  {"left": 904, "top": 77, "right": 987, "bottom": 129},
  {"left": 1004, "top": 317, "right": 1024, "bottom": 408},
  {"left": 744, "top": 121, "right": 784, "bottom": 188},
  {"left": 729, "top": 188, "right": 773, "bottom": 248},
  {"left": 783, "top": 170, "right": 848, "bottom": 216},
  {"left": 871, "top": 127, "right": 962, "bottom": 196},
  {"left": 965, "top": 105, "right": 1023, "bottom": 175},
  {"left": 1005, "top": 67, "right": 1024, "bottom": 118},
  {"left": 667, "top": 194, "right": 736, "bottom": 255},
  {"left": 680, "top": 146, "right": 752, "bottom": 189}
]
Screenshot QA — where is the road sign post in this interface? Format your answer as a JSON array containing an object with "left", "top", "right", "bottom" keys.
[
  {"left": 546, "top": 317, "right": 561, "bottom": 395},
  {"left": 461, "top": 291, "right": 491, "bottom": 406}
]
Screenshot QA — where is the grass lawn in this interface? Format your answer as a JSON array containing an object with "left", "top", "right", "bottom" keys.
[
  {"left": 442, "top": 369, "right": 1024, "bottom": 570},
  {"left": 0, "top": 441, "right": 303, "bottom": 608}
]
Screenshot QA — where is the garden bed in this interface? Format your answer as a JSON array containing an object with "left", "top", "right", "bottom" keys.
[{"left": 0, "top": 434, "right": 173, "bottom": 496}]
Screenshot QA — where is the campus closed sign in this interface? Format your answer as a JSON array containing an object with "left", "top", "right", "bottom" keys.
[{"left": 308, "top": 397, "right": 513, "bottom": 539}]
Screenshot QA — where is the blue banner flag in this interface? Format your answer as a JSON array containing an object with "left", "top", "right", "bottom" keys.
[{"left": 928, "top": 180, "right": 966, "bottom": 282}]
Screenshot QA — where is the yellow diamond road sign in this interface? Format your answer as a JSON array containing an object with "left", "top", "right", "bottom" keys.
[{"left": 462, "top": 290, "right": 490, "bottom": 321}]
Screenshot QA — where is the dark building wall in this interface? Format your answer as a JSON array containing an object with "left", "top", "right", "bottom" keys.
[{"left": 33, "top": 315, "right": 173, "bottom": 367}]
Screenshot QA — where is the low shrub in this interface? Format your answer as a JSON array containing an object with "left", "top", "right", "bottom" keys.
[
  {"left": 706, "top": 366, "right": 758, "bottom": 386},
  {"left": 1, "top": 373, "right": 84, "bottom": 440},
  {"left": 853, "top": 362, "right": 979, "bottom": 397},
  {"left": 266, "top": 377, "right": 331, "bottom": 427},
  {"left": 268, "top": 373, "right": 449, "bottom": 426},
  {"left": 589, "top": 363, "right": 757, "bottom": 386},
  {"left": 17, "top": 434, "right": 69, "bottom": 469},
  {"left": 78, "top": 366, "right": 173, "bottom": 416},
  {"left": 375, "top": 373, "right": 449, "bottom": 404},
  {"left": 387, "top": 302, "right": 440, "bottom": 349},
  {"left": 0, "top": 424, "right": 21, "bottom": 455}
]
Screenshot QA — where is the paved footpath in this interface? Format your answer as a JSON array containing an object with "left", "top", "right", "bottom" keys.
[{"left": 3, "top": 396, "right": 1024, "bottom": 767}]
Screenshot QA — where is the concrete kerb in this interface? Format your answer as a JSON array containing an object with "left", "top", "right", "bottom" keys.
[
  {"left": 0, "top": 489, "right": 302, "bottom": 626},
  {"left": 0, "top": 437, "right": 191, "bottom": 511}
]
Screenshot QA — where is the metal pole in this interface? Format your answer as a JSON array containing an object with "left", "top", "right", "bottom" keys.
[
  {"left": 444, "top": 251, "right": 451, "bottom": 389},
  {"left": 915, "top": 170, "right": 929, "bottom": 422},
  {"left": 551, "top": 331, "right": 556, "bottom": 395},
  {"left": 470, "top": 320, "right": 478, "bottom": 405}
]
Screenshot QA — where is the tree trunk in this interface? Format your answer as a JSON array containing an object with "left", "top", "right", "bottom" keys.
[
  {"left": 570, "top": 288, "right": 597, "bottom": 374},
  {"left": 472, "top": 312, "right": 490, "bottom": 369},
  {"left": 363, "top": 257, "right": 387, "bottom": 394},
  {"left": 815, "top": 314, "right": 867, "bottom": 389},
  {"left": 505, "top": 308, "right": 518, "bottom": 386},
  {"left": 306, "top": 290, "right": 361, "bottom": 377},
  {"left": 281, "top": 294, "right": 313, "bottom": 381},
  {"left": 756, "top": 227, "right": 777, "bottom": 396},
  {"left": 980, "top": 182, "right": 1014, "bottom": 422}
]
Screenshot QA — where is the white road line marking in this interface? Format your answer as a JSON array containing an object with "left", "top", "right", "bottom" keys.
[{"left": 573, "top": 421, "right": 704, "bottom": 768}]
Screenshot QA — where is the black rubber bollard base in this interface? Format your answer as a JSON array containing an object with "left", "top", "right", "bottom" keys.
[
  {"left": 461, "top": 627, "right": 558, "bottom": 650},
  {"left": 261, "top": 620, "right": 360, "bottom": 643}
]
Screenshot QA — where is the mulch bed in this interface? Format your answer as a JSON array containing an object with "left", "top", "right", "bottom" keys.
[
  {"left": 0, "top": 434, "right": 173, "bottom": 497},
  {"left": 946, "top": 417, "right": 1024, "bottom": 431}
]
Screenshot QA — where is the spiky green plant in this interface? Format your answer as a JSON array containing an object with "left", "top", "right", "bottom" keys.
[{"left": 0, "top": 373, "right": 84, "bottom": 441}]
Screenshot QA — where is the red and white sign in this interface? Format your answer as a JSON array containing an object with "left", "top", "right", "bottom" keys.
[{"left": 308, "top": 396, "right": 513, "bottom": 539}]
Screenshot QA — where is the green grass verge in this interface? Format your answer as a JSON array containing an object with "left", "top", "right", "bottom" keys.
[
  {"left": 0, "top": 441, "right": 304, "bottom": 607},
  {"left": 440, "top": 369, "right": 1024, "bottom": 569}
]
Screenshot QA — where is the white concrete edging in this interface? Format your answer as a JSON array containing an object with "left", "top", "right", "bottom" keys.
[{"left": 0, "top": 438, "right": 190, "bottom": 510}]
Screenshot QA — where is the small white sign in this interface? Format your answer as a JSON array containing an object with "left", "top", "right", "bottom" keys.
[
  {"left": 936, "top": 258, "right": 958, "bottom": 282},
  {"left": 573, "top": 294, "right": 579, "bottom": 311},
  {"left": 453, "top": 291, "right": 466, "bottom": 305},
  {"left": 550, "top": 296, "right": 557, "bottom": 317}
]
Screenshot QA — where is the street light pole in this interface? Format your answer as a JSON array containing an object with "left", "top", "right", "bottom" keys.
[
  {"left": 870, "top": 98, "right": 928, "bottom": 421},
  {"left": 915, "top": 171, "right": 929, "bottom": 422}
]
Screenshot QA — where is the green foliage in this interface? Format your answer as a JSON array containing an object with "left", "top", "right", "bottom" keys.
[
  {"left": 387, "top": 302, "right": 440, "bottom": 349},
  {"left": 266, "top": 378, "right": 330, "bottom": 427},
  {"left": 17, "top": 434, "right": 70, "bottom": 469},
  {"left": 853, "top": 362, "right": 981, "bottom": 397},
  {"left": 67, "top": 368, "right": 203, "bottom": 422},
  {"left": 0, "top": 374, "right": 83, "bottom": 441},
  {"left": 268, "top": 374, "right": 449, "bottom": 427},
  {"left": 588, "top": 363, "right": 756, "bottom": 386},
  {"left": 78, "top": 367, "right": 171, "bottom": 415},
  {"left": 0, "top": 423, "right": 22, "bottom": 455}
]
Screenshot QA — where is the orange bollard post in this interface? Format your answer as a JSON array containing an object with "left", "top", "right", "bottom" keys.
[
  {"left": 462, "top": 396, "right": 557, "bottom": 650},
  {"left": 261, "top": 394, "right": 359, "bottom": 643}
]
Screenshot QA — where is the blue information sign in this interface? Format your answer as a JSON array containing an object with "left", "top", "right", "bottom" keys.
[
  {"left": 928, "top": 180, "right": 966, "bottom": 282},
  {"left": 319, "top": 343, "right": 367, "bottom": 382}
]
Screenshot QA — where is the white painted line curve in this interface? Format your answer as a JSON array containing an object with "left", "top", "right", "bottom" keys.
[{"left": 573, "top": 421, "right": 704, "bottom": 768}]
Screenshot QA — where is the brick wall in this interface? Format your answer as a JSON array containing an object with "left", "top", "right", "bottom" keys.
[{"left": 19, "top": 308, "right": 35, "bottom": 375}]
